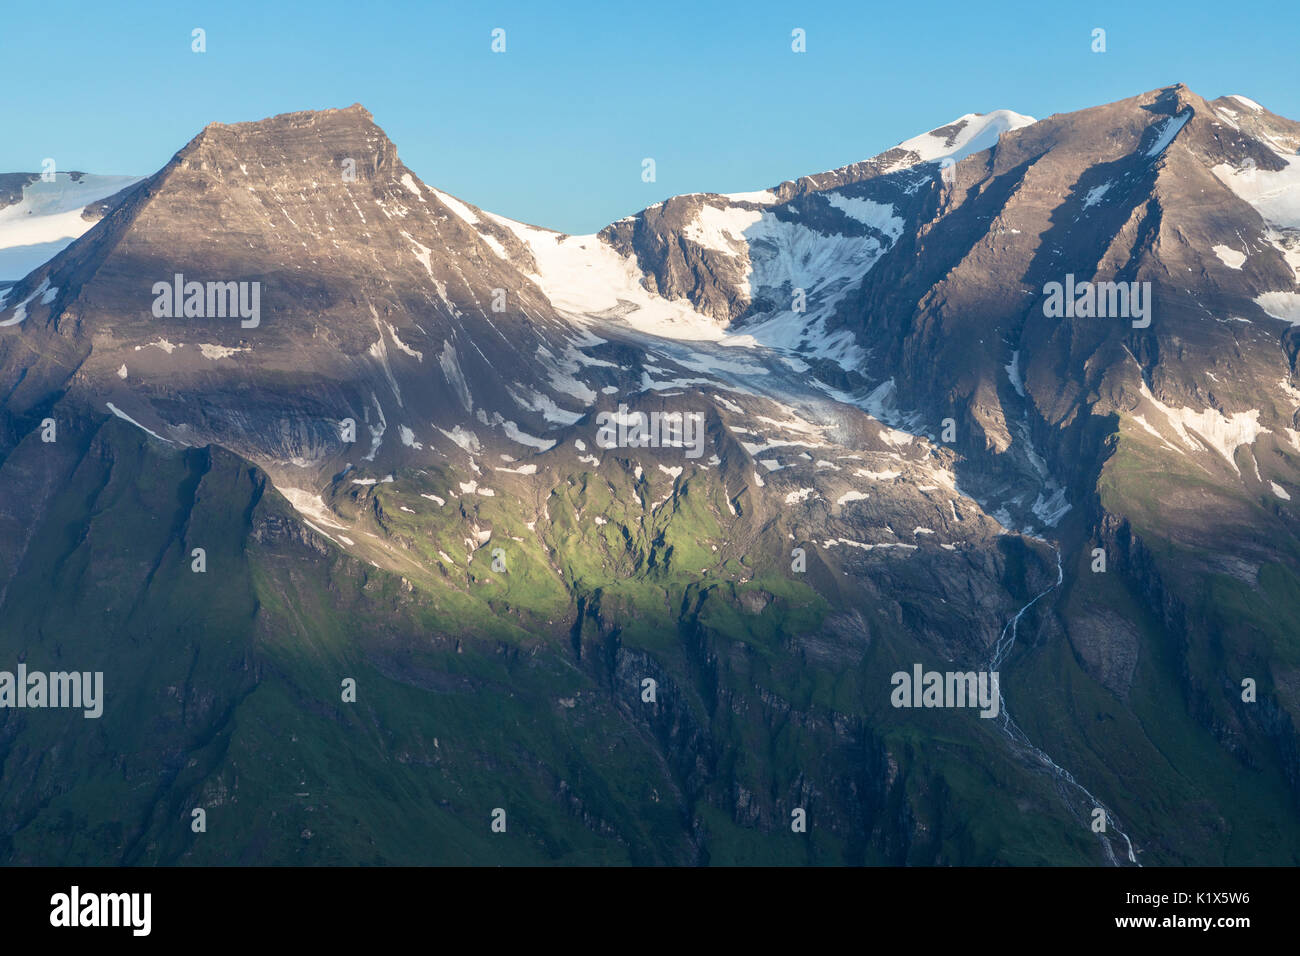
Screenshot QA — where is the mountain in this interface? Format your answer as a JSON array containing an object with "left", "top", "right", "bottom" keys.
[{"left": 0, "top": 85, "right": 1298, "bottom": 865}]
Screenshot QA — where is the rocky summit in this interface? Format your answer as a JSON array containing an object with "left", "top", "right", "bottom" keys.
[{"left": 0, "top": 83, "right": 1298, "bottom": 865}]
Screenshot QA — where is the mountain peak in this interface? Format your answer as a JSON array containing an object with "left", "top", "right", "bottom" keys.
[
  {"left": 169, "top": 103, "right": 401, "bottom": 194},
  {"left": 201, "top": 102, "right": 376, "bottom": 132}
]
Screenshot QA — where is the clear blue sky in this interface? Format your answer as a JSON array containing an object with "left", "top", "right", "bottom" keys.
[{"left": 5, "top": 0, "right": 1297, "bottom": 234}]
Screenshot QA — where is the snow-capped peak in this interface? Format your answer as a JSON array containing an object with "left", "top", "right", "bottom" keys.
[
  {"left": 1227, "top": 94, "right": 1265, "bottom": 113},
  {"left": 890, "top": 110, "right": 1037, "bottom": 168}
]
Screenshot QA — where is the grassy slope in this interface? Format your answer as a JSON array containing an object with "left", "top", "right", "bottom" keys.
[{"left": 0, "top": 416, "right": 1205, "bottom": 865}]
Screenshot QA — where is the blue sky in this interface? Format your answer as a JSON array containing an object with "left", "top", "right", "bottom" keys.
[{"left": 4, "top": 0, "right": 1297, "bottom": 234}]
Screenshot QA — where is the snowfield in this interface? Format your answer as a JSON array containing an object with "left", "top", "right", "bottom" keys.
[{"left": 0, "top": 172, "right": 142, "bottom": 280}]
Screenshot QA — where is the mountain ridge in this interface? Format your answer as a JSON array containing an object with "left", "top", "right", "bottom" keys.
[{"left": 1, "top": 83, "right": 1299, "bottom": 866}]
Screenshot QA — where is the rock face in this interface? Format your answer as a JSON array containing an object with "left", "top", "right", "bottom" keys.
[
  {"left": 597, "top": 111, "right": 1035, "bottom": 361},
  {"left": 0, "top": 106, "right": 586, "bottom": 486},
  {"left": 0, "top": 86, "right": 1299, "bottom": 866}
]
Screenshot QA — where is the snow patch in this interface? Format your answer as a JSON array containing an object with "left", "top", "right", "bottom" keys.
[
  {"left": 135, "top": 338, "right": 180, "bottom": 354},
  {"left": 385, "top": 323, "right": 423, "bottom": 361},
  {"left": 1005, "top": 350, "right": 1025, "bottom": 397},
  {"left": 438, "top": 341, "right": 474, "bottom": 412},
  {"left": 279, "top": 488, "right": 347, "bottom": 529},
  {"left": 891, "top": 110, "right": 1037, "bottom": 167},
  {"left": 1138, "top": 379, "right": 1267, "bottom": 472},
  {"left": 501, "top": 419, "right": 557, "bottom": 451},
  {"left": 198, "top": 343, "right": 248, "bottom": 359},
  {"left": 105, "top": 402, "right": 173, "bottom": 444},
  {"left": 399, "top": 425, "right": 423, "bottom": 449},
  {"left": 1213, "top": 245, "right": 1247, "bottom": 269},
  {"left": 1256, "top": 292, "right": 1300, "bottom": 324},
  {"left": 1145, "top": 110, "right": 1192, "bottom": 158},
  {"left": 0, "top": 277, "right": 51, "bottom": 327},
  {"left": 429, "top": 187, "right": 480, "bottom": 226},
  {"left": 437, "top": 425, "right": 481, "bottom": 454},
  {"left": 823, "top": 194, "right": 905, "bottom": 240},
  {"left": 1081, "top": 182, "right": 1112, "bottom": 209},
  {"left": 399, "top": 173, "right": 424, "bottom": 199}
]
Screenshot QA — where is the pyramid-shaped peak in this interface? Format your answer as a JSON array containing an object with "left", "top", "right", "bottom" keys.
[
  {"left": 1134, "top": 83, "right": 1222, "bottom": 116},
  {"left": 174, "top": 104, "right": 400, "bottom": 182}
]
